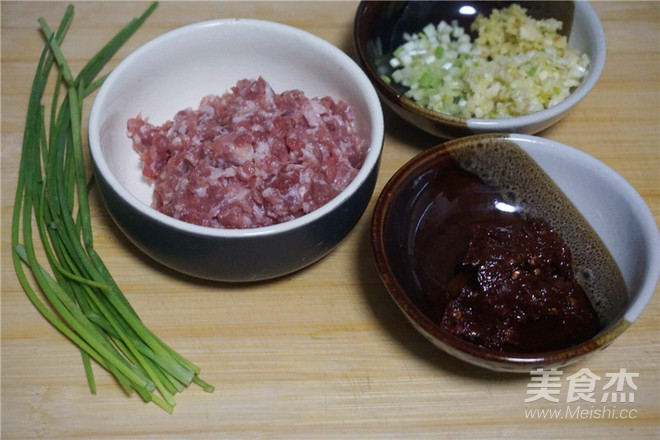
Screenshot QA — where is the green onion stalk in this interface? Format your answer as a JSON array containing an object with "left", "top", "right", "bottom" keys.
[{"left": 11, "top": 2, "right": 213, "bottom": 413}]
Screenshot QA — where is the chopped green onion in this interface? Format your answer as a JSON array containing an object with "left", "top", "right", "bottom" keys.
[{"left": 384, "top": 4, "right": 590, "bottom": 118}]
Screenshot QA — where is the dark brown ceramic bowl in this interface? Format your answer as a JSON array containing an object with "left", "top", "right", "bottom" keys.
[
  {"left": 354, "top": 1, "right": 606, "bottom": 138},
  {"left": 371, "top": 134, "right": 659, "bottom": 372}
]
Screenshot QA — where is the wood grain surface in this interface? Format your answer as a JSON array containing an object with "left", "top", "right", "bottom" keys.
[{"left": 1, "top": 2, "right": 658, "bottom": 439}]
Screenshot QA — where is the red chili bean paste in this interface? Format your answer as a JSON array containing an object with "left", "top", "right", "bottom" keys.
[
  {"left": 405, "top": 161, "right": 602, "bottom": 354},
  {"left": 441, "top": 217, "right": 600, "bottom": 353},
  {"left": 127, "top": 77, "right": 367, "bottom": 229}
]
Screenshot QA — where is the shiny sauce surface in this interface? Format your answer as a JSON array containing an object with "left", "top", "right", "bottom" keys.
[{"left": 398, "top": 158, "right": 600, "bottom": 353}]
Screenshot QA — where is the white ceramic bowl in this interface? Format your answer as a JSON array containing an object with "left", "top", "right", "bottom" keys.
[
  {"left": 354, "top": 1, "right": 606, "bottom": 138},
  {"left": 89, "top": 19, "right": 384, "bottom": 281},
  {"left": 372, "top": 134, "right": 659, "bottom": 372}
]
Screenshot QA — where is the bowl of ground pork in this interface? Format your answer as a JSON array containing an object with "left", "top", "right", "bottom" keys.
[
  {"left": 354, "top": 1, "right": 605, "bottom": 138},
  {"left": 89, "top": 19, "right": 384, "bottom": 282}
]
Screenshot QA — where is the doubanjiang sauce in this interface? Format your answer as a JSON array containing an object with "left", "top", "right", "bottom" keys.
[
  {"left": 440, "top": 218, "right": 600, "bottom": 352},
  {"left": 391, "top": 140, "right": 628, "bottom": 354}
]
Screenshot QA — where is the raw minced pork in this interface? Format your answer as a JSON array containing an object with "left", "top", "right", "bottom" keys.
[{"left": 127, "top": 77, "right": 368, "bottom": 229}]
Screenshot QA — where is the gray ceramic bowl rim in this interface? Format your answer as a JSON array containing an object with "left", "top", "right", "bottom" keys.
[
  {"left": 356, "top": 1, "right": 606, "bottom": 129},
  {"left": 89, "top": 18, "right": 384, "bottom": 239},
  {"left": 371, "top": 133, "right": 659, "bottom": 367}
]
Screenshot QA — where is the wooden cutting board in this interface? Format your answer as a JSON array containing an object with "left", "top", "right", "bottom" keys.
[{"left": 2, "top": 2, "right": 658, "bottom": 438}]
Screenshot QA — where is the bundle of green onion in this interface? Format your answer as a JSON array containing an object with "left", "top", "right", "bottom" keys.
[{"left": 11, "top": 2, "right": 213, "bottom": 413}]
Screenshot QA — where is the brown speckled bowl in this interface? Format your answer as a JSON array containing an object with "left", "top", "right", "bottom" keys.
[
  {"left": 371, "top": 134, "right": 659, "bottom": 372},
  {"left": 353, "top": 1, "right": 606, "bottom": 138}
]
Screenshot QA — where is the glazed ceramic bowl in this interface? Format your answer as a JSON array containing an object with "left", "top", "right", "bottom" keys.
[
  {"left": 354, "top": 1, "right": 606, "bottom": 138},
  {"left": 89, "top": 19, "right": 384, "bottom": 282},
  {"left": 371, "top": 134, "right": 659, "bottom": 372}
]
